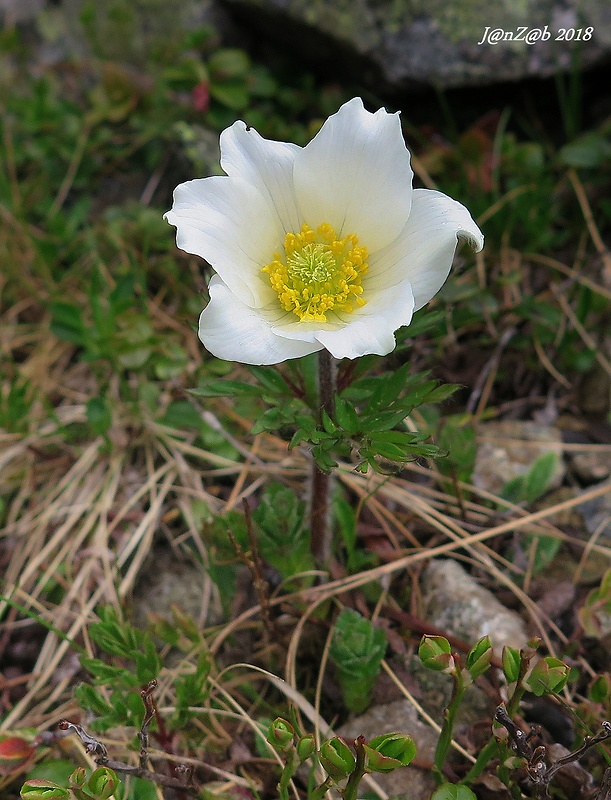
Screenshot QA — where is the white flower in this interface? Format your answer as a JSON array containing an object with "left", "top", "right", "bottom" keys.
[{"left": 165, "top": 98, "right": 484, "bottom": 365}]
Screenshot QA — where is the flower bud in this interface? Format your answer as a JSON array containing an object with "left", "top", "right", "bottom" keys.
[
  {"left": 525, "top": 657, "right": 570, "bottom": 696},
  {"left": 267, "top": 718, "right": 295, "bottom": 752},
  {"left": 87, "top": 767, "right": 118, "bottom": 800},
  {"left": 364, "top": 733, "right": 416, "bottom": 773},
  {"left": 466, "top": 636, "right": 493, "bottom": 680},
  {"left": 20, "top": 780, "right": 70, "bottom": 800},
  {"left": 501, "top": 646, "right": 521, "bottom": 683},
  {"left": 319, "top": 737, "right": 356, "bottom": 782},
  {"left": 419, "top": 635, "right": 455, "bottom": 673},
  {"left": 68, "top": 768, "right": 87, "bottom": 789},
  {"left": 296, "top": 734, "right": 316, "bottom": 762}
]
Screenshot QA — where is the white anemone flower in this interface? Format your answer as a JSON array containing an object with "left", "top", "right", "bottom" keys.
[{"left": 165, "top": 98, "right": 484, "bottom": 365}]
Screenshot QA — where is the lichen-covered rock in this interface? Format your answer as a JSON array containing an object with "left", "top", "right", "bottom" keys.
[
  {"left": 473, "top": 420, "right": 566, "bottom": 497},
  {"left": 26, "top": 0, "right": 236, "bottom": 66},
  {"left": 422, "top": 559, "right": 529, "bottom": 652},
  {"left": 219, "top": 0, "right": 610, "bottom": 89},
  {"left": 579, "top": 478, "right": 611, "bottom": 542}
]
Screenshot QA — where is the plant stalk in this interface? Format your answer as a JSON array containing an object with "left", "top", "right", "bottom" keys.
[
  {"left": 433, "top": 666, "right": 466, "bottom": 784},
  {"left": 310, "top": 349, "right": 336, "bottom": 564}
]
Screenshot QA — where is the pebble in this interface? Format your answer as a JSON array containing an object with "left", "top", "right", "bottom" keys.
[{"left": 422, "top": 559, "right": 529, "bottom": 653}]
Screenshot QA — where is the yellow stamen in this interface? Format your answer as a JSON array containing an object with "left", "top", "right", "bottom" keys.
[{"left": 262, "top": 222, "right": 368, "bottom": 322}]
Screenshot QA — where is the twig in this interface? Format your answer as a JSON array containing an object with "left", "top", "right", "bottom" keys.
[
  {"left": 59, "top": 719, "right": 199, "bottom": 796},
  {"left": 138, "top": 679, "right": 157, "bottom": 769},
  {"left": 494, "top": 705, "right": 611, "bottom": 796}
]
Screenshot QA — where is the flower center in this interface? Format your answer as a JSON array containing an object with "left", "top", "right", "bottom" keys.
[{"left": 262, "top": 222, "right": 368, "bottom": 322}]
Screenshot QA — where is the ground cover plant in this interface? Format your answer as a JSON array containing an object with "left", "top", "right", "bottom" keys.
[{"left": 1, "top": 6, "right": 610, "bottom": 800}]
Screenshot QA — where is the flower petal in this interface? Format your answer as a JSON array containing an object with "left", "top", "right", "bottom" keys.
[
  {"left": 270, "top": 277, "right": 415, "bottom": 359},
  {"left": 199, "top": 276, "right": 322, "bottom": 365},
  {"left": 220, "top": 121, "right": 302, "bottom": 234},
  {"left": 368, "top": 188, "right": 484, "bottom": 311},
  {"left": 314, "top": 278, "right": 415, "bottom": 359},
  {"left": 293, "top": 98, "right": 413, "bottom": 252},
  {"left": 164, "top": 176, "right": 281, "bottom": 308}
]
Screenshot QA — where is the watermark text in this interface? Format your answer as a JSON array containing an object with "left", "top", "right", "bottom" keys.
[{"left": 477, "top": 26, "right": 594, "bottom": 46}]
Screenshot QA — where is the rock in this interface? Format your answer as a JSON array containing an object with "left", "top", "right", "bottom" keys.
[
  {"left": 570, "top": 450, "right": 611, "bottom": 483},
  {"left": 131, "top": 543, "right": 224, "bottom": 628},
  {"left": 25, "top": 0, "right": 237, "bottom": 67},
  {"left": 0, "top": 0, "right": 44, "bottom": 24},
  {"left": 219, "top": 0, "right": 611, "bottom": 90},
  {"left": 579, "top": 479, "right": 611, "bottom": 542},
  {"left": 337, "top": 700, "right": 437, "bottom": 800},
  {"left": 473, "top": 420, "right": 566, "bottom": 497},
  {"left": 422, "top": 559, "right": 529, "bottom": 652}
]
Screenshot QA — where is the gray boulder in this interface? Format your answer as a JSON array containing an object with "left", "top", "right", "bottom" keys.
[{"left": 220, "top": 0, "right": 611, "bottom": 89}]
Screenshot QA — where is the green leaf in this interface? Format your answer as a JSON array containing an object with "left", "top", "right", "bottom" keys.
[
  {"left": 248, "top": 365, "right": 291, "bottom": 395},
  {"left": 525, "top": 533, "right": 561, "bottom": 574},
  {"left": 395, "top": 309, "right": 445, "bottom": 340},
  {"left": 190, "top": 380, "right": 260, "bottom": 398},
  {"left": 367, "top": 364, "right": 411, "bottom": 412},
  {"left": 437, "top": 417, "right": 477, "bottom": 483},
  {"left": 321, "top": 409, "right": 338, "bottom": 434},
  {"left": 73, "top": 684, "right": 114, "bottom": 716},
  {"left": 524, "top": 452, "right": 558, "bottom": 503},
  {"left": 252, "top": 483, "right": 313, "bottom": 577},
  {"left": 559, "top": 132, "right": 611, "bottom": 168},
  {"left": 209, "top": 80, "right": 249, "bottom": 110},
  {"left": 430, "top": 784, "right": 477, "bottom": 800},
  {"left": 160, "top": 400, "right": 202, "bottom": 430},
  {"left": 208, "top": 48, "right": 251, "bottom": 79},
  {"left": 80, "top": 657, "right": 138, "bottom": 685},
  {"left": 50, "top": 302, "right": 88, "bottom": 346},
  {"left": 424, "top": 383, "right": 459, "bottom": 404},
  {"left": 334, "top": 395, "right": 360, "bottom": 435},
  {"left": 86, "top": 397, "right": 112, "bottom": 436},
  {"left": 589, "top": 674, "right": 611, "bottom": 703},
  {"left": 329, "top": 610, "right": 387, "bottom": 713}
]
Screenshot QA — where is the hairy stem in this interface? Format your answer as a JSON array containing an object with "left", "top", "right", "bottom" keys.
[{"left": 310, "top": 350, "right": 336, "bottom": 564}]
